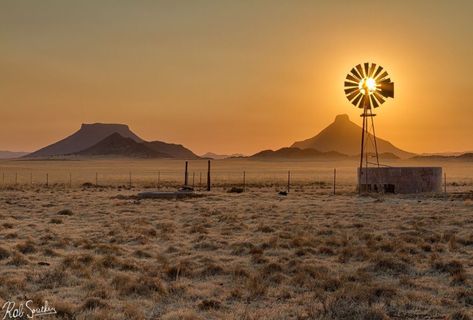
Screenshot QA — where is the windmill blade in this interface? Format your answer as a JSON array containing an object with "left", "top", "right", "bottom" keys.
[
  {"left": 370, "top": 94, "right": 380, "bottom": 108},
  {"left": 357, "top": 94, "right": 368, "bottom": 109},
  {"left": 352, "top": 92, "right": 363, "bottom": 107},
  {"left": 358, "top": 95, "right": 365, "bottom": 109},
  {"left": 372, "top": 65, "right": 384, "bottom": 79},
  {"left": 373, "top": 91, "right": 386, "bottom": 105},
  {"left": 344, "top": 79, "right": 359, "bottom": 87},
  {"left": 350, "top": 67, "right": 363, "bottom": 80},
  {"left": 379, "top": 82, "right": 394, "bottom": 98},
  {"left": 348, "top": 92, "right": 362, "bottom": 104},
  {"left": 344, "top": 81, "right": 358, "bottom": 88},
  {"left": 346, "top": 73, "right": 360, "bottom": 83},
  {"left": 375, "top": 71, "right": 389, "bottom": 82},
  {"left": 378, "top": 78, "right": 391, "bottom": 85},
  {"left": 345, "top": 86, "right": 358, "bottom": 95},
  {"left": 356, "top": 64, "right": 365, "bottom": 79},
  {"left": 346, "top": 89, "right": 360, "bottom": 101},
  {"left": 368, "top": 63, "right": 377, "bottom": 77},
  {"left": 363, "top": 63, "right": 370, "bottom": 77}
]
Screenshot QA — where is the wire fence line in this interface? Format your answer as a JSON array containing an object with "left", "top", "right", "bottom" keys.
[
  {"left": 0, "top": 168, "right": 354, "bottom": 190},
  {"left": 2, "top": 158, "right": 472, "bottom": 193}
]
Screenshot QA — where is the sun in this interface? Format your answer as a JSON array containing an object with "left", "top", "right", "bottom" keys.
[{"left": 358, "top": 77, "right": 377, "bottom": 95}]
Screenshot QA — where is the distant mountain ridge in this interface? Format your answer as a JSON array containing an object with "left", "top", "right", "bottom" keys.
[
  {"left": 202, "top": 152, "right": 245, "bottom": 159},
  {"left": 251, "top": 147, "right": 348, "bottom": 160},
  {"left": 291, "top": 114, "right": 414, "bottom": 159},
  {"left": 250, "top": 147, "right": 401, "bottom": 160},
  {"left": 412, "top": 153, "right": 473, "bottom": 162},
  {"left": 0, "top": 151, "right": 29, "bottom": 159},
  {"left": 25, "top": 123, "right": 199, "bottom": 159},
  {"left": 144, "top": 141, "right": 198, "bottom": 159}
]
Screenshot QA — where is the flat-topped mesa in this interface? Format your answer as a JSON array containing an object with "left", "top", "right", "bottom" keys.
[
  {"left": 25, "top": 122, "right": 200, "bottom": 159},
  {"left": 80, "top": 123, "right": 130, "bottom": 130},
  {"left": 334, "top": 114, "right": 350, "bottom": 123},
  {"left": 26, "top": 123, "right": 144, "bottom": 157}
]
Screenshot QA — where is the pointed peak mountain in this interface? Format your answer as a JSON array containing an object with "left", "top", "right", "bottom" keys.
[
  {"left": 291, "top": 114, "right": 415, "bottom": 159},
  {"left": 74, "top": 133, "right": 200, "bottom": 159},
  {"left": 74, "top": 133, "right": 171, "bottom": 158}
]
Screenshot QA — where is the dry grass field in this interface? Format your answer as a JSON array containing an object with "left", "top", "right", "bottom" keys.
[{"left": 0, "top": 159, "right": 472, "bottom": 319}]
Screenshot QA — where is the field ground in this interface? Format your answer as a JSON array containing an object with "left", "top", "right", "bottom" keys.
[{"left": 0, "top": 159, "right": 472, "bottom": 319}]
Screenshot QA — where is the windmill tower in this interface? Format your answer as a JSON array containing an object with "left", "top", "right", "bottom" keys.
[
  {"left": 344, "top": 63, "right": 394, "bottom": 192},
  {"left": 342, "top": 63, "right": 443, "bottom": 194}
]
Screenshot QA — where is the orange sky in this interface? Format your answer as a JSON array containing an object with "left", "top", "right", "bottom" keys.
[{"left": 1, "top": 1, "right": 472, "bottom": 155}]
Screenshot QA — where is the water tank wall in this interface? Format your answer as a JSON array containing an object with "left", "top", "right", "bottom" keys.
[{"left": 357, "top": 167, "right": 442, "bottom": 194}]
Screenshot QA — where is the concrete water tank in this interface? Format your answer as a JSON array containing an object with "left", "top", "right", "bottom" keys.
[{"left": 357, "top": 167, "right": 442, "bottom": 194}]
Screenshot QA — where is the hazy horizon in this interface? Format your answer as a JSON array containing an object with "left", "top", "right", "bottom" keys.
[{"left": 2, "top": 1, "right": 473, "bottom": 155}]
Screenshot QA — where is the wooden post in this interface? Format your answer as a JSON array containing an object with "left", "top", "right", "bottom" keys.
[
  {"left": 128, "top": 172, "right": 132, "bottom": 188},
  {"left": 192, "top": 172, "right": 195, "bottom": 188},
  {"left": 15, "top": 172, "right": 18, "bottom": 185},
  {"left": 287, "top": 170, "right": 291, "bottom": 193},
  {"left": 30, "top": 172, "right": 33, "bottom": 185},
  {"left": 69, "top": 173, "right": 72, "bottom": 188},
  {"left": 95, "top": 172, "right": 98, "bottom": 186},
  {"left": 444, "top": 172, "right": 447, "bottom": 194},
  {"left": 46, "top": 173, "right": 49, "bottom": 187},
  {"left": 184, "top": 161, "right": 188, "bottom": 186},
  {"left": 243, "top": 171, "right": 246, "bottom": 192},
  {"left": 199, "top": 172, "right": 202, "bottom": 187},
  {"left": 333, "top": 168, "right": 337, "bottom": 195},
  {"left": 157, "top": 171, "right": 160, "bottom": 189},
  {"left": 207, "top": 160, "right": 211, "bottom": 191},
  {"left": 2, "top": 172, "right": 4, "bottom": 184}
]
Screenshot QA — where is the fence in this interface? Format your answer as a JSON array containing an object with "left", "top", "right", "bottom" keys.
[
  {"left": 0, "top": 160, "right": 355, "bottom": 193},
  {"left": 3, "top": 159, "right": 464, "bottom": 193}
]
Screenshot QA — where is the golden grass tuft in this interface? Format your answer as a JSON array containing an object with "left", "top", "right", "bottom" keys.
[
  {"left": 111, "top": 273, "right": 166, "bottom": 297},
  {"left": 0, "top": 246, "right": 11, "bottom": 260},
  {"left": 161, "top": 309, "right": 203, "bottom": 320}
]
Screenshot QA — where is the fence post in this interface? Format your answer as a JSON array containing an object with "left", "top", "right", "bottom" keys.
[
  {"left": 287, "top": 170, "right": 291, "bottom": 193},
  {"left": 30, "top": 172, "right": 33, "bottom": 185},
  {"left": 199, "top": 172, "right": 202, "bottom": 188},
  {"left": 184, "top": 161, "right": 188, "bottom": 186},
  {"left": 15, "top": 172, "right": 18, "bottom": 185},
  {"left": 192, "top": 172, "right": 195, "bottom": 188},
  {"left": 243, "top": 171, "right": 246, "bottom": 192},
  {"left": 444, "top": 172, "right": 447, "bottom": 194},
  {"left": 69, "top": 173, "right": 72, "bottom": 188},
  {"left": 207, "top": 160, "right": 211, "bottom": 191},
  {"left": 333, "top": 168, "right": 337, "bottom": 195},
  {"left": 157, "top": 171, "right": 160, "bottom": 189},
  {"left": 95, "top": 172, "right": 98, "bottom": 186},
  {"left": 128, "top": 172, "right": 132, "bottom": 188},
  {"left": 46, "top": 173, "right": 49, "bottom": 187}
]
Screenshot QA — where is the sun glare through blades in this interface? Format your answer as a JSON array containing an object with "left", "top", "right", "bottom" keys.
[{"left": 344, "top": 63, "right": 394, "bottom": 109}]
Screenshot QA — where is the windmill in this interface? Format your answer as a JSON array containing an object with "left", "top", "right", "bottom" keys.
[{"left": 344, "top": 63, "right": 394, "bottom": 192}]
